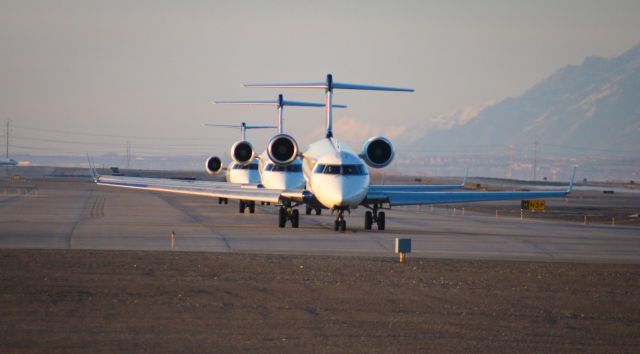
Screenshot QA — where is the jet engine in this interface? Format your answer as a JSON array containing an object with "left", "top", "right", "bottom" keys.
[
  {"left": 361, "top": 136, "right": 394, "bottom": 168},
  {"left": 205, "top": 156, "right": 223, "bottom": 174},
  {"left": 230, "top": 140, "right": 255, "bottom": 165},
  {"left": 267, "top": 134, "right": 298, "bottom": 165}
]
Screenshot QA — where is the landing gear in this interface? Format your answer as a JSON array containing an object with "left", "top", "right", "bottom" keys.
[
  {"left": 306, "top": 206, "right": 323, "bottom": 215},
  {"left": 365, "top": 204, "right": 386, "bottom": 230},
  {"left": 239, "top": 201, "right": 255, "bottom": 214},
  {"left": 333, "top": 209, "right": 347, "bottom": 232},
  {"left": 278, "top": 201, "right": 299, "bottom": 228},
  {"left": 218, "top": 197, "right": 228, "bottom": 205}
]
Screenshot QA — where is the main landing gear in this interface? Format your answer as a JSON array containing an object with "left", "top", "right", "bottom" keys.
[
  {"left": 305, "top": 206, "right": 322, "bottom": 215},
  {"left": 333, "top": 209, "right": 348, "bottom": 232},
  {"left": 364, "top": 204, "right": 385, "bottom": 230},
  {"left": 218, "top": 198, "right": 228, "bottom": 204},
  {"left": 238, "top": 200, "right": 255, "bottom": 214},
  {"left": 278, "top": 201, "right": 299, "bottom": 228}
]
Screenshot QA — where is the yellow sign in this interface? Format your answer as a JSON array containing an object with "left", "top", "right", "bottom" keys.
[{"left": 521, "top": 200, "right": 545, "bottom": 211}]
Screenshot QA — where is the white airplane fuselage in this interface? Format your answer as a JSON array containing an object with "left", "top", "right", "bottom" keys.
[
  {"left": 226, "top": 160, "right": 261, "bottom": 184},
  {"left": 258, "top": 152, "right": 306, "bottom": 190},
  {"left": 301, "top": 138, "right": 370, "bottom": 209}
]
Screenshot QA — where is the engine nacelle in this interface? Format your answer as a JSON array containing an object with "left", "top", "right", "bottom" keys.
[
  {"left": 361, "top": 136, "right": 394, "bottom": 168},
  {"left": 230, "top": 140, "right": 255, "bottom": 165},
  {"left": 205, "top": 156, "right": 224, "bottom": 174},
  {"left": 267, "top": 134, "right": 298, "bottom": 165}
]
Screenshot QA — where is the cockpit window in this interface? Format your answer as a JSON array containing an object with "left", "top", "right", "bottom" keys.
[
  {"left": 313, "top": 164, "right": 367, "bottom": 175},
  {"left": 267, "top": 163, "right": 301, "bottom": 173},
  {"left": 234, "top": 164, "right": 258, "bottom": 170}
]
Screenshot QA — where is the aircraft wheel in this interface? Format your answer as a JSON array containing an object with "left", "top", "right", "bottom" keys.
[
  {"left": 333, "top": 220, "right": 339, "bottom": 231},
  {"left": 278, "top": 207, "right": 286, "bottom": 228},
  {"left": 305, "top": 206, "right": 312, "bottom": 215},
  {"left": 339, "top": 220, "right": 347, "bottom": 232},
  {"left": 315, "top": 208, "right": 321, "bottom": 215},
  {"left": 377, "top": 212, "right": 386, "bottom": 230},
  {"left": 224, "top": 198, "right": 228, "bottom": 205},
  {"left": 239, "top": 201, "right": 246, "bottom": 214},
  {"left": 218, "top": 198, "right": 223, "bottom": 205},
  {"left": 249, "top": 202, "right": 255, "bottom": 214},
  {"left": 364, "top": 211, "right": 373, "bottom": 230},
  {"left": 291, "top": 209, "right": 299, "bottom": 228}
]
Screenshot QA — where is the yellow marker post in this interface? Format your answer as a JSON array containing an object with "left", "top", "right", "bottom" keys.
[
  {"left": 395, "top": 238, "right": 411, "bottom": 264},
  {"left": 171, "top": 231, "right": 176, "bottom": 249}
]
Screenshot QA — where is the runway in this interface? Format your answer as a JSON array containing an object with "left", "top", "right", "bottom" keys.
[{"left": 1, "top": 179, "right": 639, "bottom": 263}]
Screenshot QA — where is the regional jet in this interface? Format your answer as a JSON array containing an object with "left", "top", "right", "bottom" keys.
[{"left": 93, "top": 74, "right": 574, "bottom": 232}]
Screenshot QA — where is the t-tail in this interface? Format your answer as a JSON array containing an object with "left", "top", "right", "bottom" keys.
[{"left": 244, "top": 74, "right": 414, "bottom": 138}]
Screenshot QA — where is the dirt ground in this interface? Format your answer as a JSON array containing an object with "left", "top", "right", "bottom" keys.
[{"left": 1, "top": 249, "right": 639, "bottom": 353}]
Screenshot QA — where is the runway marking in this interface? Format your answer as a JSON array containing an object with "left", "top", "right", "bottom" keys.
[
  {"left": 89, "top": 197, "right": 106, "bottom": 219},
  {"left": 67, "top": 190, "right": 95, "bottom": 249}
]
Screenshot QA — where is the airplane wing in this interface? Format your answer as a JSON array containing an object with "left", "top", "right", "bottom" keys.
[
  {"left": 95, "top": 175, "right": 306, "bottom": 204},
  {"left": 365, "top": 169, "right": 575, "bottom": 206},
  {"left": 365, "top": 188, "right": 570, "bottom": 206}
]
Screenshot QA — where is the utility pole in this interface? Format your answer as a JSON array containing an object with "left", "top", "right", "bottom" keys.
[
  {"left": 5, "top": 119, "right": 10, "bottom": 159},
  {"left": 126, "top": 141, "right": 131, "bottom": 169},
  {"left": 508, "top": 144, "right": 513, "bottom": 178},
  {"left": 533, "top": 137, "right": 538, "bottom": 181}
]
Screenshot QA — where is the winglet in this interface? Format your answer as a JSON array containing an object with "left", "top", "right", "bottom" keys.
[
  {"left": 567, "top": 167, "right": 577, "bottom": 193},
  {"left": 460, "top": 168, "right": 469, "bottom": 189},
  {"left": 86, "top": 155, "right": 99, "bottom": 182}
]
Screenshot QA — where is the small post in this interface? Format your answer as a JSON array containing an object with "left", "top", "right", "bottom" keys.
[
  {"left": 171, "top": 231, "right": 176, "bottom": 249},
  {"left": 452, "top": 207, "right": 456, "bottom": 216},
  {"left": 395, "top": 238, "right": 411, "bottom": 264},
  {"left": 461, "top": 207, "right": 465, "bottom": 217},
  {"left": 612, "top": 217, "right": 615, "bottom": 227},
  {"left": 496, "top": 209, "right": 499, "bottom": 218},
  {"left": 583, "top": 215, "right": 587, "bottom": 225},
  {"left": 520, "top": 209, "right": 524, "bottom": 221}
]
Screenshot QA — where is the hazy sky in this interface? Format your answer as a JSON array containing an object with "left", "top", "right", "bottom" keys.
[{"left": 1, "top": 0, "right": 639, "bottom": 157}]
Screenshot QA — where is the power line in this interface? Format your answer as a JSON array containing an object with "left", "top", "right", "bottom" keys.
[{"left": 12, "top": 124, "right": 214, "bottom": 141}]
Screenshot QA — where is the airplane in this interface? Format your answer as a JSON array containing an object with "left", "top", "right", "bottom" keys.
[
  {"left": 214, "top": 94, "right": 467, "bottom": 215},
  {"left": 0, "top": 158, "right": 18, "bottom": 166},
  {"left": 203, "top": 122, "right": 276, "bottom": 213},
  {"left": 93, "top": 74, "right": 575, "bottom": 232},
  {"left": 214, "top": 94, "right": 351, "bottom": 215}
]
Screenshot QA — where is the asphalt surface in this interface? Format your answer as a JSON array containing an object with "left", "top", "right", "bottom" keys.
[{"left": 1, "top": 179, "right": 638, "bottom": 263}]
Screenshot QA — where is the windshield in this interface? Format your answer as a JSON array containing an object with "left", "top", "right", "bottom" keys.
[
  {"left": 313, "top": 164, "right": 367, "bottom": 175},
  {"left": 266, "top": 163, "right": 302, "bottom": 172}
]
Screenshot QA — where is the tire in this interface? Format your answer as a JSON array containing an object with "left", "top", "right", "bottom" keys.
[
  {"left": 377, "top": 212, "right": 386, "bottom": 230},
  {"left": 249, "top": 202, "right": 255, "bottom": 214},
  {"left": 278, "top": 207, "right": 286, "bottom": 228},
  {"left": 364, "top": 211, "right": 373, "bottom": 230},
  {"left": 239, "top": 201, "right": 246, "bottom": 214},
  {"left": 218, "top": 198, "right": 222, "bottom": 204},
  {"left": 224, "top": 198, "right": 228, "bottom": 205},
  {"left": 291, "top": 209, "right": 299, "bottom": 228},
  {"left": 339, "top": 220, "right": 347, "bottom": 232},
  {"left": 315, "top": 208, "right": 321, "bottom": 216},
  {"left": 333, "top": 220, "right": 339, "bottom": 231},
  {"left": 305, "top": 206, "right": 312, "bottom": 215}
]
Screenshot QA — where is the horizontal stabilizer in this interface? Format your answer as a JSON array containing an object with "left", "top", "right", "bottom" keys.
[
  {"left": 214, "top": 99, "right": 346, "bottom": 108},
  {"left": 204, "top": 123, "right": 277, "bottom": 130}
]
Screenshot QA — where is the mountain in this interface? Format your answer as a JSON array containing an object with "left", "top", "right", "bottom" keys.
[{"left": 408, "top": 43, "right": 640, "bottom": 157}]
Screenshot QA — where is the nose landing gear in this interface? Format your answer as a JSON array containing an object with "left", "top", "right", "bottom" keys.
[
  {"left": 364, "top": 204, "right": 385, "bottom": 230},
  {"left": 333, "top": 208, "right": 348, "bottom": 232}
]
